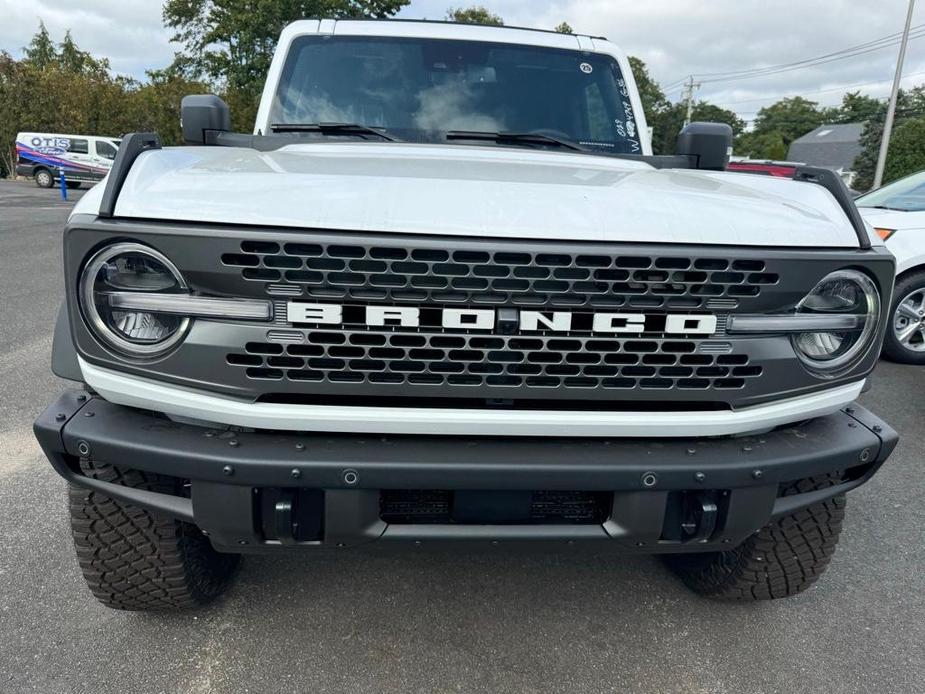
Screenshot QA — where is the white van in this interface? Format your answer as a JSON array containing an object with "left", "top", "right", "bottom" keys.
[{"left": 15, "top": 132, "right": 121, "bottom": 189}]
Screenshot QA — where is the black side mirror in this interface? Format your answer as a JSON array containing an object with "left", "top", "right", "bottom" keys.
[
  {"left": 181, "top": 95, "right": 231, "bottom": 145},
  {"left": 676, "top": 122, "right": 733, "bottom": 171}
]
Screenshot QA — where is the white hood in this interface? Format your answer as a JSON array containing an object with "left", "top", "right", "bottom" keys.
[
  {"left": 858, "top": 207, "right": 925, "bottom": 231},
  {"left": 80, "top": 142, "right": 861, "bottom": 248}
]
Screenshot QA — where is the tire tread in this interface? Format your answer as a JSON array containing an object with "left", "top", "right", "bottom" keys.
[
  {"left": 69, "top": 460, "right": 238, "bottom": 611},
  {"left": 667, "top": 474, "right": 846, "bottom": 601}
]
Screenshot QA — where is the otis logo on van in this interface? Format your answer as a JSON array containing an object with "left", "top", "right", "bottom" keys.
[
  {"left": 286, "top": 303, "right": 718, "bottom": 335},
  {"left": 30, "top": 136, "right": 70, "bottom": 155}
]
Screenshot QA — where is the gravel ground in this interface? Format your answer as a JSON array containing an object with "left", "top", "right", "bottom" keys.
[{"left": 1, "top": 179, "right": 922, "bottom": 693}]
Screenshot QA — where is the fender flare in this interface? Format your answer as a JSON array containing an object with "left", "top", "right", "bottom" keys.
[{"left": 52, "top": 302, "right": 83, "bottom": 382}]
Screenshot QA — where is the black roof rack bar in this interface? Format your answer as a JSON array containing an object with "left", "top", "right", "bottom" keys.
[
  {"left": 98, "top": 132, "right": 162, "bottom": 218},
  {"left": 793, "top": 166, "right": 871, "bottom": 249}
]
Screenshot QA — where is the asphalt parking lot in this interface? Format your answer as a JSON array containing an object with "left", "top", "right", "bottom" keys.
[{"left": 1, "top": 178, "right": 923, "bottom": 693}]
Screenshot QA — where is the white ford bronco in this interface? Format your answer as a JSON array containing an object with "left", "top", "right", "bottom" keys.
[{"left": 35, "top": 19, "right": 898, "bottom": 609}]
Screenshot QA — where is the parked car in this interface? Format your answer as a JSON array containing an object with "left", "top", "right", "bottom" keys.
[
  {"left": 34, "top": 19, "right": 897, "bottom": 610},
  {"left": 857, "top": 171, "right": 925, "bottom": 363},
  {"left": 15, "top": 132, "right": 121, "bottom": 188}
]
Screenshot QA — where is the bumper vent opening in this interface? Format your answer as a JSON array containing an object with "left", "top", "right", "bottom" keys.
[{"left": 379, "top": 490, "right": 612, "bottom": 525}]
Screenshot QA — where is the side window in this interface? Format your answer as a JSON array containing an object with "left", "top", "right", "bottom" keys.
[
  {"left": 96, "top": 141, "right": 118, "bottom": 160},
  {"left": 68, "top": 139, "right": 89, "bottom": 154}
]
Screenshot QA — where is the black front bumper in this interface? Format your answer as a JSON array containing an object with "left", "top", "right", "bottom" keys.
[{"left": 35, "top": 391, "right": 897, "bottom": 554}]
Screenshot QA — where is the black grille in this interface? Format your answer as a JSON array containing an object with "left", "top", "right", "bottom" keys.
[
  {"left": 228, "top": 334, "right": 761, "bottom": 392},
  {"left": 379, "top": 490, "right": 612, "bottom": 524},
  {"left": 221, "top": 241, "right": 779, "bottom": 309}
]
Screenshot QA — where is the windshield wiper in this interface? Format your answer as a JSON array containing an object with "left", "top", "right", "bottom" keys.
[
  {"left": 863, "top": 204, "right": 908, "bottom": 211},
  {"left": 270, "top": 122, "right": 401, "bottom": 142},
  {"left": 446, "top": 130, "right": 589, "bottom": 152}
]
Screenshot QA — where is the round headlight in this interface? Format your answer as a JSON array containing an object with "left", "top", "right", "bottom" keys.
[
  {"left": 80, "top": 243, "right": 189, "bottom": 356},
  {"left": 791, "top": 269, "right": 880, "bottom": 376}
]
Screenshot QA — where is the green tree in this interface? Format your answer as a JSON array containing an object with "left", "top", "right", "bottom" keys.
[
  {"left": 751, "top": 96, "right": 822, "bottom": 147},
  {"left": 22, "top": 21, "right": 56, "bottom": 69},
  {"left": 650, "top": 102, "right": 745, "bottom": 155},
  {"left": 853, "top": 86, "right": 925, "bottom": 190},
  {"left": 821, "top": 91, "right": 881, "bottom": 125},
  {"left": 554, "top": 21, "right": 573, "bottom": 34},
  {"left": 628, "top": 56, "right": 669, "bottom": 119},
  {"left": 882, "top": 117, "right": 925, "bottom": 183},
  {"left": 733, "top": 130, "right": 788, "bottom": 160},
  {"left": 446, "top": 6, "right": 503, "bottom": 25},
  {"left": 163, "top": 0, "right": 411, "bottom": 127}
]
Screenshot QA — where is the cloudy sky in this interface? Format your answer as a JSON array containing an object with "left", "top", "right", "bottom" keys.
[{"left": 2, "top": 0, "right": 924, "bottom": 124}]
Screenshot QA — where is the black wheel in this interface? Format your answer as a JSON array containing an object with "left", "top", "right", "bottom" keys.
[
  {"left": 69, "top": 459, "right": 239, "bottom": 610},
  {"left": 666, "top": 475, "right": 846, "bottom": 601},
  {"left": 34, "top": 168, "right": 54, "bottom": 188},
  {"left": 883, "top": 270, "right": 925, "bottom": 364},
  {"left": 65, "top": 180, "right": 82, "bottom": 189}
]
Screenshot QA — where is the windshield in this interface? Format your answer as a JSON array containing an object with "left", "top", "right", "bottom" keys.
[
  {"left": 857, "top": 170, "right": 925, "bottom": 211},
  {"left": 270, "top": 35, "right": 643, "bottom": 154}
]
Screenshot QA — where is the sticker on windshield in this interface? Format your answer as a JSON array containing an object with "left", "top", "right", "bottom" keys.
[{"left": 580, "top": 62, "right": 593, "bottom": 74}]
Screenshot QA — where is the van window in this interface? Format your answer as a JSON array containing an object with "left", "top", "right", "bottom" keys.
[
  {"left": 68, "top": 139, "right": 89, "bottom": 154},
  {"left": 96, "top": 141, "right": 118, "bottom": 160}
]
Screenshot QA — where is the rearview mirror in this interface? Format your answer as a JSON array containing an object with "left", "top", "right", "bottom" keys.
[
  {"left": 676, "top": 122, "right": 733, "bottom": 171},
  {"left": 181, "top": 95, "right": 231, "bottom": 145}
]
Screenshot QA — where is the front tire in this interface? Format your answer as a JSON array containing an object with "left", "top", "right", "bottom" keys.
[
  {"left": 666, "top": 475, "right": 846, "bottom": 601},
  {"left": 34, "top": 168, "right": 54, "bottom": 188},
  {"left": 69, "top": 459, "right": 239, "bottom": 610},
  {"left": 883, "top": 270, "right": 925, "bottom": 364}
]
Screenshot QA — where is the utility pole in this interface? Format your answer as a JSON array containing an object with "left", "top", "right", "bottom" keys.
[
  {"left": 874, "top": 0, "right": 916, "bottom": 189},
  {"left": 682, "top": 75, "right": 701, "bottom": 127}
]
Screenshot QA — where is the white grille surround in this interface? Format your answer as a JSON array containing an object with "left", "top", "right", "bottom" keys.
[{"left": 78, "top": 357, "right": 864, "bottom": 438}]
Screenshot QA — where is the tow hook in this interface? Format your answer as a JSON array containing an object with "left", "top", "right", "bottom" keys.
[{"left": 681, "top": 493, "right": 719, "bottom": 543}]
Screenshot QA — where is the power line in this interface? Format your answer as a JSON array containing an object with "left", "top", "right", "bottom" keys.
[
  {"left": 708, "top": 69, "right": 925, "bottom": 108},
  {"left": 700, "top": 32, "right": 925, "bottom": 85},
  {"left": 695, "top": 24, "right": 925, "bottom": 81},
  {"left": 660, "top": 24, "right": 925, "bottom": 88}
]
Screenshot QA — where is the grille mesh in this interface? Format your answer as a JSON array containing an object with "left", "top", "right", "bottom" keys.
[
  {"left": 221, "top": 242, "right": 779, "bottom": 309},
  {"left": 379, "top": 490, "right": 612, "bottom": 524},
  {"left": 227, "top": 332, "right": 761, "bottom": 391}
]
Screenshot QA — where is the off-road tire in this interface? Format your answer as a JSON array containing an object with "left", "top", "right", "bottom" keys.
[
  {"left": 666, "top": 475, "right": 846, "bottom": 601},
  {"left": 34, "top": 168, "right": 54, "bottom": 188},
  {"left": 882, "top": 270, "right": 925, "bottom": 364},
  {"left": 69, "top": 459, "right": 239, "bottom": 610}
]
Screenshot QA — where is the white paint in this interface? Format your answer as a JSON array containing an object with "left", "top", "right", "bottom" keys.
[
  {"left": 366, "top": 306, "right": 420, "bottom": 327},
  {"left": 441, "top": 308, "right": 495, "bottom": 330},
  {"left": 520, "top": 311, "right": 573, "bottom": 331},
  {"left": 78, "top": 358, "right": 865, "bottom": 438},
  {"left": 286, "top": 302, "right": 341, "bottom": 324},
  {"left": 859, "top": 207, "right": 925, "bottom": 275},
  {"left": 664, "top": 315, "right": 718, "bottom": 335},
  {"left": 592, "top": 313, "right": 645, "bottom": 333},
  {"left": 101, "top": 143, "right": 861, "bottom": 248}
]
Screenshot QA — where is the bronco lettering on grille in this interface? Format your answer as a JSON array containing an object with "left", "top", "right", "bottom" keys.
[{"left": 286, "top": 302, "right": 718, "bottom": 335}]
